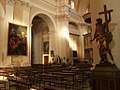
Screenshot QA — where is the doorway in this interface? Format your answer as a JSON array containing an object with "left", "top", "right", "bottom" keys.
[{"left": 31, "top": 15, "right": 49, "bottom": 65}]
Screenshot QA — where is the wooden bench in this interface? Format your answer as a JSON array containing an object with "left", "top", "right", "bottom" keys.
[
  {"left": 8, "top": 77, "right": 32, "bottom": 90},
  {"left": 0, "top": 80, "right": 7, "bottom": 90}
]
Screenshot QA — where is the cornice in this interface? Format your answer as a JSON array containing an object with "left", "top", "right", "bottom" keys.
[{"left": 29, "top": 0, "right": 57, "bottom": 15}]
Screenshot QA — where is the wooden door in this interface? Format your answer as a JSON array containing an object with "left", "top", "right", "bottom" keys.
[{"left": 44, "top": 56, "right": 49, "bottom": 64}]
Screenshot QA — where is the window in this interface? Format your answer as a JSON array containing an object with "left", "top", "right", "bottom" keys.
[
  {"left": 85, "top": 8, "right": 89, "bottom": 13},
  {"left": 71, "top": 1, "right": 74, "bottom": 9}
]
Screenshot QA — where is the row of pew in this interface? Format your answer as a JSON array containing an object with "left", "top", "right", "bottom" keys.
[{"left": 0, "top": 64, "right": 91, "bottom": 90}]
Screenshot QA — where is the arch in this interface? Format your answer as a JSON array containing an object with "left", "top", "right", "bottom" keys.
[
  {"left": 30, "top": 11, "right": 56, "bottom": 31},
  {"left": 69, "top": 22, "right": 79, "bottom": 30},
  {"left": 31, "top": 12, "right": 56, "bottom": 65},
  {"left": 0, "top": 2, "right": 5, "bottom": 18}
]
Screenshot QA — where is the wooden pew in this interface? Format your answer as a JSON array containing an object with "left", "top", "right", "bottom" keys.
[{"left": 8, "top": 77, "right": 32, "bottom": 90}]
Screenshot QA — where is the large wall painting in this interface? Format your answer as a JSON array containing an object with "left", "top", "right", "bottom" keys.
[{"left": 8, "top": 23, "right": 27, "bottom": 55}]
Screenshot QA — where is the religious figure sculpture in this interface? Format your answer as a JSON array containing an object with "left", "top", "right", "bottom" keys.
[{"left": 91, "top": 5, "right": 113, "bottom": 63}]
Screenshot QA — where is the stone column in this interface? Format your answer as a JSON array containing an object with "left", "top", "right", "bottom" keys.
[
  {"left": 55, "top": 4, "right": 70, "bottom": 61},
  {"left": 78, "top": 23, "right": 85, "bottom": 59},
  {"left": 49, "top": 30, "right": 55, "bottom": 63}
]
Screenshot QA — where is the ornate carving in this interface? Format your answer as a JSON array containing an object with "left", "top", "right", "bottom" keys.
[
  {"left": 6, "top": 0, "right": 16, "bottom": 6},
  {"left": 48, "top": 30, "right": 56, "bottom": 34},
  {"left": 6, "top": 0, "right": 31, "bottom": 11},
  {"left": 56, "top": 5, "right": 70, "bottom": 21},
  {"left": 22, "top": 1, "right": 31, "bottom": 12},
  {"left": 56, "top": 14, "right": 70, "bottom": 21}
]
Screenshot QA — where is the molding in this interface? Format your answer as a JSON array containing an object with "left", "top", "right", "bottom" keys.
[
  {"left": 55, "top": 14, "right": 70, "bottom": 22},
  {"left": 56, "top": 5, "right": 70, "bottom": 22},
  {"left": 29, "top": 1, "right": 56, "bottom": 15},
  {"left": 0, "top": 17, "right": 5, "bottom": 20},
  {"left": 48, "top": 30, "right": 56, "bottom": 34},
  {"left": 69, "top": 28, "right": 80, "bottom": 36},
  {"left": 6, "top": 0, "right": 16, "bottom": 6},
  {"left": 6, "top": 0, "right": 32, "bottom": 12},
  {"left": 39, "top": 0, "right": 57, "bottom": 7},
  {"left": 22, "top": 1, "right": 31, "bottom": 12},
  {"left": 69, "top": 33, "right": 80, "bottom": 37}
]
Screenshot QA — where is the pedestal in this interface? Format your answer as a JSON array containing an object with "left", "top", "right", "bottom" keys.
[{"left": 92, "top": 63, "right": 120, "bottom": 90}]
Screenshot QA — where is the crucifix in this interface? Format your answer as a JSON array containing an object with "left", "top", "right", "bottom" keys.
[{"left": 99, "top": 5, "right": 113, "bottom": 32}]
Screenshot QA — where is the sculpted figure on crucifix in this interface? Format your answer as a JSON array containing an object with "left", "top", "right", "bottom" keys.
[{"left": 91, "top": 5, "right": 114, "bottom": 64}]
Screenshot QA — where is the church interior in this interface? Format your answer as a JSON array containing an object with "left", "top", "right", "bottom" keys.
[{"left": 0, "top": 0, "right": 120, "bottom": 90}]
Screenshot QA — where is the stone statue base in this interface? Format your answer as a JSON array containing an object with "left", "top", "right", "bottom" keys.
[{"left": 92, "top": 62, "right": 120, "bottom": 90}]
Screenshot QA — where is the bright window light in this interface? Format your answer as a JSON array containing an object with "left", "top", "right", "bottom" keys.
[
  {"left": 62, "top": 27, "right": 69, "bottom": 41},
  {"left": 71, "top": 1, "right": 74, "bottom": 9},
  {"left": 86, "top": 8, "right": 89, "bottom": 13}
]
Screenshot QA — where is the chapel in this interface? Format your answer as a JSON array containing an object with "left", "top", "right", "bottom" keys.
[{"left": 0, "top": 0, "right": 120, "bottom": 90}]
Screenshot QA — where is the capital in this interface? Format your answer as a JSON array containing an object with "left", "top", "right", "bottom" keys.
[
  {"left": 6, "top": 0, "right": 17, "bottom": 6},
  {"left": 22, "top": 1, "right": 32, "bottom": 12}
]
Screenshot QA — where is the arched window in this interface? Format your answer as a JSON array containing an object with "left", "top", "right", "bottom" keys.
[
  {"left": 71, "top": 1, "right": 74, "bottom": 9},
  {"left": 86, "top": 4, "right": 90, "bottom": 13}
]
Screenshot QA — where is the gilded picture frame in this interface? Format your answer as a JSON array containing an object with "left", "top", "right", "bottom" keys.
[{"left": 7, "top": 23, "right": 27, "bottom": 55}]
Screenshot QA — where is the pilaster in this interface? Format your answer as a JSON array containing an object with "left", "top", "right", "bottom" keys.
[{"left": 5, "top": 0, "right": 15, "bottom": 22}]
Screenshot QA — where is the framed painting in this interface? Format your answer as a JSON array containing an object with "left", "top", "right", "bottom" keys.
[
  {"left": 43, "top": 41, "right": 49, "bottom": 54},
  {"left": 8, "top": 23, "right": 27, "bottom": 55}
]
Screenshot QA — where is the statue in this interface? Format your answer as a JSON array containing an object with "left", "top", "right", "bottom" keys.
[{"left": 91, "top": 5, "right": 113, "bottom": 64}]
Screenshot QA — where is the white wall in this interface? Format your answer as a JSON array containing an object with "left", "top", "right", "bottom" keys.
[
  {"left": 1, "top": 2, "right": 14, "bottom": 67},
  {"left": 0, "top": 2, "right": 5, "bottom": 66}
]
